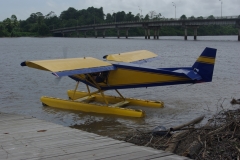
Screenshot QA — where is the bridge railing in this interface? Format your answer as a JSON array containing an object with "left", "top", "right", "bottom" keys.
[{"left": 51, "top": 15, "right": 240, "bottom": 31}]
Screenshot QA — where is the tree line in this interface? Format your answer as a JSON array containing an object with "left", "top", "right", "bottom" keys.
[{"left": 0, "top": 7, "right": 238, "bottom": 37}]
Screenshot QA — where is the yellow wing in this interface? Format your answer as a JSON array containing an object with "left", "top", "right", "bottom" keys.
[
  {"left": 21, "top": 57, "right": 115, "bottom": 77},
  {"left": 103, "top": 50, "right": 158, "bottom": 63}
]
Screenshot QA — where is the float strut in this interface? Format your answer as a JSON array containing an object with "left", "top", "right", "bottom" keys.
[{"left": 100, "top": 91, "right": 108, "bottom": 105}]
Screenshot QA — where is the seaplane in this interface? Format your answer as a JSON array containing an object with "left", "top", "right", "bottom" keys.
[{"left": 21, "top": 47, "right": 217, "bottom": 118}]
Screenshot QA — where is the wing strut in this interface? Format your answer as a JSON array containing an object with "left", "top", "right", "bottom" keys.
[
  {"left": 72, "top": 75, "right": 128, "bottom": 107},
  {"left": 72, "top": 81, "right": 80, "bottom": 101},
  {"left": 87, "top": 74, "right": 109, "bottom": 106},
  {"left": 115, "top": 89, "right": 125, "bottom": 100},
  {"left": 86, "top": 85, "right": 91, "bottom": 95}
]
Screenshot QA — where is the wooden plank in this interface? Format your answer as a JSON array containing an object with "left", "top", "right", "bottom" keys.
[
  {"left": 0, "top": 115, "right": 37, "bottom": 120},
  {"left": 1, "top": 136, "right": 107, "bottom": 151},
  {"left": 135, "top": 152, "right": 174, "bottom": 160},
  {"left": 0, "top": 126, "right": 101, "bottom": 139},
  {"left": 0, "top": 118, "right": 52, "bottom": 126},
  {"left": 0, "top": 116, "right": 28, "bottom": 121},
  {"left": 0, "top": 123, "right": 62, "bottom": 134},
  {"left": 151, "top": 155, "right": 190, "bottom": 160},
  {"left": 0, "top": 113, "right": 32, "bottom": 120},
  {"left": 2, "top": 141, "right": 97, "bottom": 158},
  {"left": 0, "top": 113, "right": 187, "bottom": 160},
  {"left": 1, "top": 128, "right": 125, "bottom": 151},
  {"left": 0, "top": 123, "right": 56, "bottom": 131},
  {"left": 1, "top": 135, "right": 115, "bottom": 151},
  {"left": 0, "top": 126, "right": 74, "bottom": 139},
  {"left": 78, "top": 146, "right": 141, "bottom": 159},
  {"left": 0, "top": 117, "right": 49, "bottom": 125},
  {"left": 5, "top": 140, "right": 131, "bottom": 160},
  {"left": 100, "top": 150, "right": 155, "bottom": 160},
  {"left": 27, "top": 143, "right": 134, "bottom": 160},
  {"left": 0, "top": 130, "right": 101, "bottom": 144},
  {"left": 0, "top": 128, "right": 101, "bottom": 140}
]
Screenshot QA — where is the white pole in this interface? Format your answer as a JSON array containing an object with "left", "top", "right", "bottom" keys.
[
  {"left": 219, "top": 0, "right": 223, "bottom": 18},
  {"left": 172, "top": 2, "right": 176, "bottom": 19},
  {"left": 138, "top": 6, "right": 142, "bottom": 20}
]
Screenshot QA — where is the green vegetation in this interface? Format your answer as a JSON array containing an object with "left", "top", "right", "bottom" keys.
[{"left": 0, "top": 7, "right": 238, "bottom": 37}]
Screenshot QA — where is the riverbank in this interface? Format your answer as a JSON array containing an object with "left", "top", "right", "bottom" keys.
[{"left": 114, "top": 99, "right": 240, "bottom": 159}]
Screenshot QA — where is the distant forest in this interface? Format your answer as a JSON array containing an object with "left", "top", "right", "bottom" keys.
[{"left": 0, "top": 6, "right": 239, "bottom": 37}]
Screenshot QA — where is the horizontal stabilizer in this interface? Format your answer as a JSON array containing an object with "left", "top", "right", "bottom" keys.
[{"left": 173, "top": 69, "right": 202, "bottom": 80}]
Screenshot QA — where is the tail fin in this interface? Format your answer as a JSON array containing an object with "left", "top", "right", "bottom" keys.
[{"left": 192, "top": 47, "right": 217, "bottom": 82}]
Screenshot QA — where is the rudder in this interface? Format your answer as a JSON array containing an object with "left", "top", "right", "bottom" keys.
[{"left": 192, "top": 47, "right": 217, "bottom": 82}]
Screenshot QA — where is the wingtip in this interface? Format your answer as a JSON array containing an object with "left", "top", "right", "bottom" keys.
[
  {"left": 20, "top": 62, "right": 26, "bottom": 66},
  {"left": 103, "top": 55, "right": 108, "bottom": 59}
]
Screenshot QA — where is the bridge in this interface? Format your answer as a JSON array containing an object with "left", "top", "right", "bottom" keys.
[{"left": 51, "top": 15, "right": 240, "bottom": 41}]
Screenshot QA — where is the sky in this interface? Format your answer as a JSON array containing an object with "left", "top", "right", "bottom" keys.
[{"left": 0, "top": 0, "right": 239, "bottom": 21}]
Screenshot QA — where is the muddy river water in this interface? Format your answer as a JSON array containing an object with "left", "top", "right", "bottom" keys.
[{"left": 0, "top": 36, "right": 239, "bottom": 138}]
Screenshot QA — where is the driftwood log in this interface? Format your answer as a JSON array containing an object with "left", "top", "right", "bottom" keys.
[
  {"left": 169, "top": 115, "right": 204, "bottom": 131},
  {"left": 182, "top": 118, "right": 214, "bottom": 158},
  {"left": 165, "top": 130, "right": 189, "bottom": 153},
  {"left": 182, "top": 140, "right": 203, "bottom": 158},
  {"left": 165, "top": 115, "right": 204, "bottom": 153}
]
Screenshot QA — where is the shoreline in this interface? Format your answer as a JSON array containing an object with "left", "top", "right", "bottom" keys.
[{"left": 113, "top": 99, "right": 240, "bottom": 159}]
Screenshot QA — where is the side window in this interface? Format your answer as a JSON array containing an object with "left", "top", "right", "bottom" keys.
[
  {"left": 95, "top": 71, "right": 109, "bottom": 83},
  {"left": 86, "top": 71, "right": 109, "bottom": 84}
]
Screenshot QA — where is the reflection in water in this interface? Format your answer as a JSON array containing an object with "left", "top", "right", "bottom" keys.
[
  {"left": 0, "top": 36, "right": 239, "bottom": 138},
  {"left": 70, "top": 117, "right": 127, "bottom": 138},
  {"left": 43, "top": 105, "right": 146, "bottom": 138}
]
